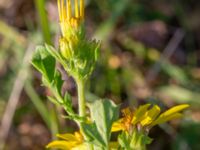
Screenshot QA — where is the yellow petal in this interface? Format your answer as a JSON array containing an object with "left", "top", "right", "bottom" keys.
[
  {"left": 141, "top": 105, "right": 161, "bottom": 126},
  {"left": 74, "top": 132, "right": 83, "bottom": 142},
  {"left": 61, "top": 0, "right": 64, "bottom": 20},
  {"left": 161, "top": 104, "right": 189, "bottom": 117},
  {"left": 63, "top": 0, "right": 67, "bottom": 20},
  {"left": 58, "top": 0, "right": 62, "bottom": 21},
  {"left": 132, "top": 104, "right": 151, "bottom": 124},
  {"left": 46, "top": 140, "right": 76, "bottom": 150},
  {"left": 111, "top": 119, "right": 124, "bottom": 132},
  {"left": 67, "top": 0, "right": 72, "bottom": 19},
  {"left": 80, "top": 0, "right": 84, "bottom": 19},
  {"left": 71, "top": 143, "right": 87, "bottom": 150},
  {"left": 75, "top": 0, "right": 79, "bottom": 18},
  {"left": 151, "top": 113, "right": 183, "bottom": 126},
  {"left": 57, "top": 133, "right": 78, "bottom": 141},
  {"left": 151, "top": 104, "right": 189, "bottom": 127},
  {"left": 147, "top": 105, "right": 161, "bottom": 120}
]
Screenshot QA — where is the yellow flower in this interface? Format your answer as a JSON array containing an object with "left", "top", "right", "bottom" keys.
[
  {"left": 56, "top": 0, "right": 99, "bottom": 79},
  {"left": 111, "top": 108, "right": 134, "bottom": 132},
  {"left": 112, "top": 104, "right": 189, "bottom": 132},
  {"left": 57, "top": 0, "right": 84, "bottom": 38},
  {"left": 46, "top": 131, "right": 119, "bottom": 150},
  {"left": 46, "top": 132, "right": 87, "bottom": 150}
]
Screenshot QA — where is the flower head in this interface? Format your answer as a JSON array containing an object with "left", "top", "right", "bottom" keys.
[
  {"left": 111, "top": 108, "right": 134, "bottom": 132},
  {"left": 46, "top": 131, "right": 87, "bottom": 150},
  {"left": 58, "top": 0, "right": 84, "bottom": 38},
  {"left": 56, "top": 0, "right": 100, "bottom": 81},
  {"left": 112, "top": 104, "right": 189, "bottom": 133}
]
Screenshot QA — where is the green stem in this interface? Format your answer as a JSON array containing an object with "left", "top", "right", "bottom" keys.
[
  {"left": 77, "top": 79, "right": 86, "bottom": 117},
  {"left": 76, "top": 79, "right": 93, "bottom": 150}
]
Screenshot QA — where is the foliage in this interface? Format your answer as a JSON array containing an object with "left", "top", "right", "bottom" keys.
[
  {"left": 1, "top": 0, "right": 198, "bottom": 149},
  {"left": 31, "top": 0, "right": 189, "bottom": 150}
]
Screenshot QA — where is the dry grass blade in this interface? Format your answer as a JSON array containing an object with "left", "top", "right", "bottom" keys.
[{"left": 0, "top": 44, "right": 34, "bottom": 150}]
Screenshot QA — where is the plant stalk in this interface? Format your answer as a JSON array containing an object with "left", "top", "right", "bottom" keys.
[
  {"left": 77, "top": 79, "right": 86, "bottom": 117},
  {"left": 76, "top": 78, "right": 93, "bottom": 150}
]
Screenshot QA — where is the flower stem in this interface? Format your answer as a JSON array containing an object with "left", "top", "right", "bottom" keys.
[
  {"left": 77, "top": 79, "right": 86, "bottom": 117},
  {"left": 76, "top": 78, "right": 93, "bottom": 150}
]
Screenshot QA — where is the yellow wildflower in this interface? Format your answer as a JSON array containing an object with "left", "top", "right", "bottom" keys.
[
  {"left": 111, "top": 108, "right": 134, "bottom": 132},
  {"left": 46, "top": 131, "right": 87, "bottom": 150},
  {"left": 58, "top": 0, "right": 84, "bottom": 38},
  {"left": 46, "top": 131, "right": 119, "bottom": 150},
  {"left": 56, "top": 0, "right": 99, "bottom": 80},
  {"left": 112, "top": 104, "right": 189, "bottom": 132}
]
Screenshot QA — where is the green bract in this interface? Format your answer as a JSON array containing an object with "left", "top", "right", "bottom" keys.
[
  {"left": 59, "top": 25, "right": 100, "bottom": 81},
  {"left": 44, "top": 25, "right": 100, "bottom": 81}
]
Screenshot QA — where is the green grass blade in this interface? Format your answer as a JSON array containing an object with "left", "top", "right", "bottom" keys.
[{"left": 35, "top": 0, "right": 52, "bottom": 44}]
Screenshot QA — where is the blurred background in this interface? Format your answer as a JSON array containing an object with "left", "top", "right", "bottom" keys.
[{"left": 0, "top": 0, "right": 200, "bottom": 149}]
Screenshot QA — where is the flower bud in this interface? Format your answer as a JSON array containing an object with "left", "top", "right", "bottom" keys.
[{"left": 57, "top": 0, "right": 100, "bottom": 80}]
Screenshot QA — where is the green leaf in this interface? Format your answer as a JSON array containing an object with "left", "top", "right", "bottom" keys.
[
  {"left": 63, "top": 93, "right": 74, "bottom": 114},
  {"left": 82, "top": 123, "right": 106, "bottom": 147},
  {"left": 118, "top": 132, "right": 131, "bottom": 150},
  {"left": 83, "top": 99, "right": 119, "bottom": 148},
  {"left": 47, "top": 96, "right": 61, "bottom": 106},
  {"left": 53, "top": 71, "right": 64, "bottom": 96},
  {"left": 45, "top": 44, "right": 67, "bottom": 67},
  {"left": 141, "top": 135, "right": 153, "bottom": 145},
  {"left": 62, "top": 93, "right": 83, "bottom": 122},
  {"left": 32, "top": 46, "right": 56, "bottom": 83},
  {"left": 90, "top": 99, "right": 119, "bottom": 145},
  {"left": 45, "top": 44, "right": 61, "bottom": 60}
]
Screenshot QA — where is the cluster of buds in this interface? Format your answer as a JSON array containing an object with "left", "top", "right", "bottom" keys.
[{"left": 57, "top": 0, "right": 100, "bottom": 81}]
